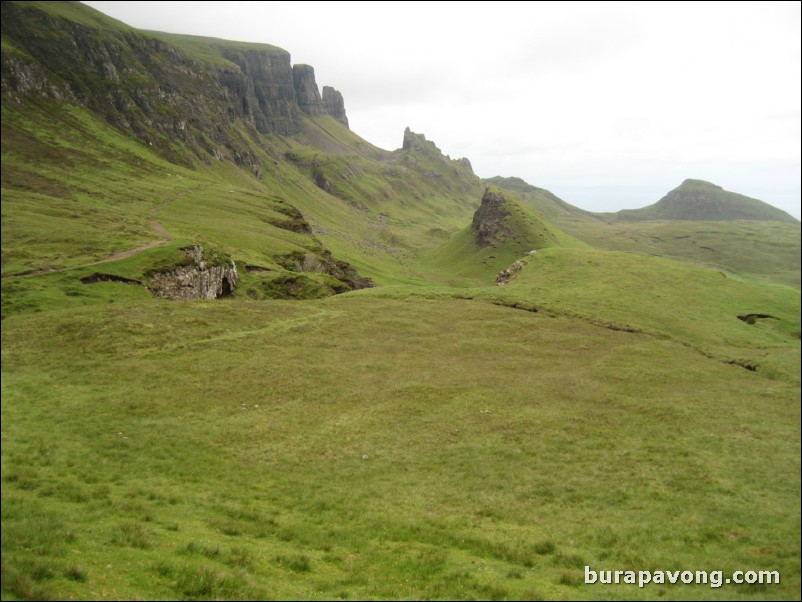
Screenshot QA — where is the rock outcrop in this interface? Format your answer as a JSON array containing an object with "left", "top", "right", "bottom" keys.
[
  {"left": 495, "top": 260, "right": 526, "bottom": 286},
  {"left": 322, "top": 86, "right": 348, "bottom": 128},
  {"left": 292, "top": 64, "right": 325, "bottom": 117},
  {"left": 221, "top": 48, "right": 303, "bottom": 136},
  {"left": 149, "top": 245, "right": 238, "bottom": 300},
  {"left": 472, "top": 188, "right": 512, "bottom": 248},
  {"left": 292, "top": 66, "right": 350, "bottom": 126},
  {"left": 402, "top": 127, "right": 439, "bottom": 153},
  {"left": 456, "top": 157, "right": 473, "bottom": 173}
]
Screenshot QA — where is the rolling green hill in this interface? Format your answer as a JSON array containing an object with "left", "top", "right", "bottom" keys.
[
  {"left": 487, "top": 176, "right": 801, "bottom": 288},
  {"left": 616, "top": 179, "right": 799, "bottom": 223},
  {"left": 2, "top": 2, "right": 799, "bottom": 600}
]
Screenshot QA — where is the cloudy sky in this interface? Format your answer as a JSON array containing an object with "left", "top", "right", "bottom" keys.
[{"left": 84, "top": 1, "right": 800, "bottom": 218}]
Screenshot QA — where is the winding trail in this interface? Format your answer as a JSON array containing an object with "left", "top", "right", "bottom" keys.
[{"left": 3, "top": 185, "right": 203, "bottom": 279}]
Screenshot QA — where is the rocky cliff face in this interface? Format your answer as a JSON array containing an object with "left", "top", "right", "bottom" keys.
[
  {"left": 0, "top": 2, "right": 350, "bottom": 164},
  {"left": 293, "top": 65, "right": 350, "bottom": 127},
  {"left": 292, "top": 64, "right": 325, "bottom": 117},
  {"left": 322, "top": 86, "right": 349, "bottom": 128},
  {"left": 149, "top": 246, "right": 238, "bottom": 300},
  {"left": 221, "top": 49, "right": 303, "bottom": 136},
  {"left": 402, "top": 127, "right": 439, "bottom": 152},
  {"left": 472, "top": 189, "right": 512, "bottom": 248}
]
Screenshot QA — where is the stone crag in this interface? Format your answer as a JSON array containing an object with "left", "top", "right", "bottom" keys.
[
  {"left": 292, "top": 64, "right": 325, "bottom": 117},
  {"left": 322, "top": 86, "right": 348, "bottom": 128},
  {"left": 293, "top": 65, "right": 350, "bottom": 127},
  {"left": 149, "top": 245, "right": 238, "bottom": 300},
  {"left": 472, "top": 188, "right": 512, "bottom": 248}
]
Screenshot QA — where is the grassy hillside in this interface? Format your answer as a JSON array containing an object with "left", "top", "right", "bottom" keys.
[
  {"left": 484, "top": 176, "right": 600, "bottom": 223},
  {"left": 2, "top": 2, "right": 800, "bottom": 600},
  {"left": 1, "top": 96, "right": 482, "bottom": 317},
  {"left": 560, "top": 219, "right": 802, "bottom": 288},
  {"left": 428, "top": 187, "right": 584, "bottom": 284},
  {"left": 488, "top": 176, "right": 801, "bottom": 288},
  {"left": 615, "top": 179, "right": 799, "bottom": 223}
]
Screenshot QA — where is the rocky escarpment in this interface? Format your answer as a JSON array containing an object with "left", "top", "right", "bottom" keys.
[
  {"left": 322, "top": 86, "right": 348, "bottom": 128},
  {"left": 292, "top": 64, "right": 325, "bottom": 117},
  {"left": 0, "top": 2, "right": 350, "bottom": 165},
  {"left": 472, "top": 189, "right": 512, "bottom": 248},
  {"left": 149, "top": 245, "right": 238, "bottom": 300},
  {"left": 292, "top": 65, "right": 350, "bottom": 128},
  {"left": 220, "top": 48, "right": 303, "bottom": 136},
  {"left": 467, "top": 187, "right": 566, "bottom": 259}
]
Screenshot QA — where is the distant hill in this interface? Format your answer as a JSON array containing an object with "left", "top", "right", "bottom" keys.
[
  {"left": 486, "top": 176, "right": 800, "bottom": 286},
  {"left": 615, "top": 179, "right": 799, "bottom": 223}
]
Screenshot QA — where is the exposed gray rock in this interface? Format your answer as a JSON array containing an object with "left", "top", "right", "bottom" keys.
[
  {"left": 149, "top": 245, "right": 238, "bottom": 300},
  {"left": 402, "top": 127, "right": 438, "bottom": 152},
  {"left": 314, "top": 169, "right": 333, "bottom": 193},
  {"left": 496, "top": 260, "right": 525, "bottom": 286},
  {"left": 322, "top": 85, "right": 349, "bottom": 128},
  {"left": 456, "top": 157, "right": 473, "bottom": 173},
  {"left": 292, "top": 64, "right": 325, "bottom": 116},
  {"left": 472, "top": 188, "right": 511, "bottom": 248},
  {"left": 221, "top": 49, "right": 303, "bottom": 136}
]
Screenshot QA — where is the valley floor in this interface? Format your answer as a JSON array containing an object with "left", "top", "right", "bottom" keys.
[{"left": 2, "top": 295, "right": 799, "bottom": 600}]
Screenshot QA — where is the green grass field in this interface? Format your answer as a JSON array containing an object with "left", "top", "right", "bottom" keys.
[{"left": 2, "top": 296, "right": 799, "bottom": 600}]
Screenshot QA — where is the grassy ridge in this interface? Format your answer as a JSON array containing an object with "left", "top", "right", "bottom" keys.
[{"left": 2, "top": 297, "right": 799, "bottom": 600}]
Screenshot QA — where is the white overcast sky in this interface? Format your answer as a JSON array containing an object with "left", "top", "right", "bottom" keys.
[{"left": 84, "top": 1, "right": 801, "bottom": 218}]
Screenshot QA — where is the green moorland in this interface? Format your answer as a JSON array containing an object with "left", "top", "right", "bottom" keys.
[
  {"left": 2, "top": 2, "right": 800, "bottom": 600},
  {"left": 486, "top": 176, "right": 801, "bottom": 288},
  {"left": 550, "top": 219, "right": 801, "bottom": 289}
]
